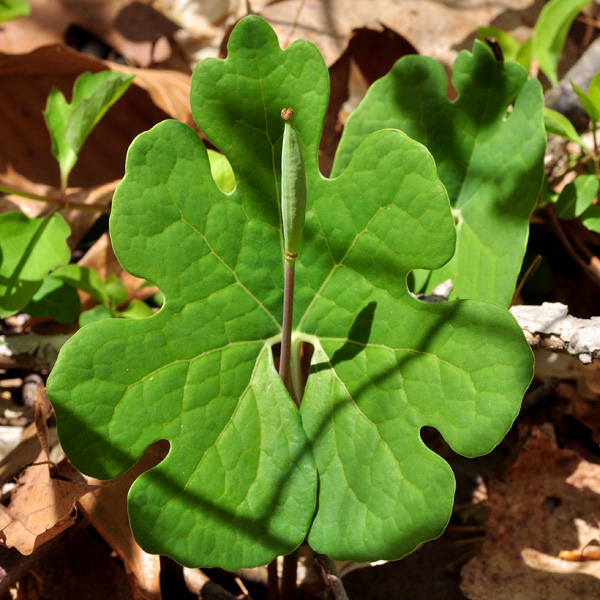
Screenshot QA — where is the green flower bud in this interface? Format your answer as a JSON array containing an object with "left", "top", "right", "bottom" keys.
[{"left": 281, "top": 108, "right": 306, "bottom": 258}]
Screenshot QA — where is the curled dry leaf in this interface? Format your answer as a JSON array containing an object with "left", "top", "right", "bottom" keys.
[
  {"left": 0, "top": 424, "right": 47, "bottom": 485},
  {"left": 109, "top": 63, "right": 193, "bottom": 125},
  {"left": 32, "top": 382, "right": 52, "bottom": 464},
  {"left": 0, "top": 0, "right": 179, "bottom": 67},
  {"left": 259, "top": 0, "right": 539, "bottom": 67},
  {"left": 461, "top": 430, "right": 600, "bottom": 600},
  {"left": 0, "top": 450, "right": 96, "bottom": 555},
  {"left": 155, "top": 0, "right": 250, "bottom": 64},
  {"left": 76, "top": 442, "right": 169, "bottom": 600}
]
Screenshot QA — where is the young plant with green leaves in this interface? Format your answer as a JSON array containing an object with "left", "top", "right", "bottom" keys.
[
  {"left": 479, "top": 0, "right": 594, "bottom": 83},
  {"left": 47, "top": 16, "right": 534, "bottom": 572},
  {"left": 44, "top": 71, "right": 134, "bottom": 196},
  {"left": 0, "top": 71, "right": 134, "bottom": 320},
  {"left": 545, "top": 70, "right": 600, "bottom": 234},
  {"left": 478, "top": 0, "right": 600, "bottom": 244}
]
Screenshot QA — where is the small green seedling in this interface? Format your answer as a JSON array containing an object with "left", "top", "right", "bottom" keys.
[
  {"left": 533, "top": 0, "right": 593, "bottom": 85},
  {"left": 545, "top": 71, "right": 600, "bottom": 234},
  {"left": 47, "top": 16, "right": 534, "bottom": 572},
  {"left": 25, "top": 147, "right": 227, "bottom": 324},
  {"left": 35, "top": 263, "right": 153, "bottom": 325},
  {"left": 0, "top": 71, "right": 134, "bottom": 319},
  {"left": 545, "top": 107, "right": 589, "bottom": 149},
  {"left": 0, "top": 0, "right": 30, "bottom": 24},
  {"left": 478, "top": 0, "right": 593, "bottom": 85},
  {"left": 77, "top": 273, "right": 154, "bottom": 326},
  {"left": 44, "top": 71, "right": 134, "bottom": 195}
]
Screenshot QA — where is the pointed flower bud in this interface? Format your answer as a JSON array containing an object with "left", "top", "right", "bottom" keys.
[{"left": 281, "top": 108, "right": 306, "bottom": 258}]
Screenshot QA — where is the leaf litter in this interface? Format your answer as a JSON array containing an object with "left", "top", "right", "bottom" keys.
[
  {"left": 0, "top": 1, "right": 599, "bottom": 599},
  {"left": 461, "top": 430, "right": 600, "bottom": 599}
]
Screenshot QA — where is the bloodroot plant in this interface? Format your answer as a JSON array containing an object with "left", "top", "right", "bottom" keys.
[{"left": 47, "top": 14, "right": 536, "bottom": 594}]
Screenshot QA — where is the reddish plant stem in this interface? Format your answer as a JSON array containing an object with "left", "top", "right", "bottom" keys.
[
  {"left": 0, "top": 185, "right": 111, "bottom": 213},
  {"left": 277, "top": 254, "right": 299, "bottom": 600},
  {"left": 267, "top": 560, "right": 279, "bottom": 600},
  {"left": 281, "top": 551, "right": 298, "bottom": 600},
  {"left": 279, "top": 256, "right": 296, "bottom": 391},
  {"left": 593, "top": 124, "right": 600, "bottom": 178},
  {"left": 545, "top": 205, "right": 600, "bottom": 286},
  {"left": 315, "top": 553, "right": 350, "bottom": 600}
]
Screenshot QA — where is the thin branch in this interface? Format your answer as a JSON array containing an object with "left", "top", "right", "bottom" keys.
[
  {"left": 267, "top": 559, "right": 279, "bottom": 600},
  {"left": 544, "top": 206, "right": 600, "bottom": 287},
  {"left": 0, "top": 185, "right": 112, "bottom": 213},
  {"left": 510, "top": 302, "right": 600, "bottom": 364},
  {"left": 314, "top": 553, "right": 350, "bottom": 600},
  {"left": 281, "top": 551, "right": 297, "bottom": 600},
  {"left": 511, "top": 255, "right": 542, "bottom": 306},
  {"left": 183, "top": 567, "right": 240, "bottom": 600}
]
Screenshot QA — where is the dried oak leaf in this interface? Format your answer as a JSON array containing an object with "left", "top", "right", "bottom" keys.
[
  {"left": 0, "top": 451, "right": 96, "bottom": 555},
  {"left": 76, "top": 443, "right": 168, "bottom": 600},
  {"left": 259, "top": 0, "right": 539, "bottom": 67},
  {"left": 461, "top": 431, "right": 600, "bottom": 599},
  {"left": 0, "top": 0, "right": 178, "bottom": 67}
]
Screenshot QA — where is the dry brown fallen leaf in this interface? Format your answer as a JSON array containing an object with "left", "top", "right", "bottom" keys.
[
  {"left": 0, "top": 424, "right": 46, "bottom": 486},
  {"left": 0, "top": 449, "right": 96, "bottom": 555},
  {"left": 32, "top": 382, "right": 52, "bottom": 464},
  {"left": 0, "top": 0, "right": 179, "bottom": 67},
  {"left": 319, "top": 25, "right": 416, "bottom": 175},
  {"left": 461, "top": 429, "right": 600, "bottom": 599},
  {"left": 259, "top": 0, "right": 539, "bottom": 68},
  {"left": 155, "top": 0, "right": 252, "bottom": 64},
  {"left": 532, "top": 350, "right": 600, "bottom": 444},
  {"left": 75, "top": 442, "right": 169, "bottom": 600}
]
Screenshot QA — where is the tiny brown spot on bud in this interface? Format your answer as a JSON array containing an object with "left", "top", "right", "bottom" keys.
[
  {"left": 281, "top": 108, "right": 294, "bottom": 121},
  {"left": 485, "top": 37, "right": 504, "bottom": 61}
]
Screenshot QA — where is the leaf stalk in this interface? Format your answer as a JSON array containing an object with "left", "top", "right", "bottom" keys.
[
  {"left": 0, "top": 184, "right": 111, "bottom": 213},
  {"left": 279, "top": 254, "right": 297, "bottom": 402},
  {"left": 315, "top": 553, "right": 350, "bottom": 600}
]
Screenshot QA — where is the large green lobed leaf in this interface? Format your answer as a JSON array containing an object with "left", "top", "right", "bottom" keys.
[
  {"left": 47, "top": 16, "right": 533, "bottom": 568},
  {"left": 333, "top": 41, "right": 546, "bottom": 306}
]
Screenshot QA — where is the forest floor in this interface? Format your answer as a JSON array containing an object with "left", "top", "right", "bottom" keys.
[{"left": 1, "top": 1, "right": 600, "bottom": 599}]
